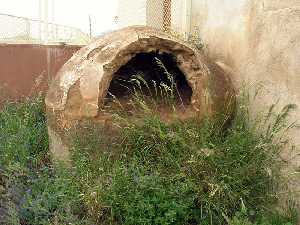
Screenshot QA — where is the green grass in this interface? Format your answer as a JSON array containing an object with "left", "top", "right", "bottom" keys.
[
  {"left": 0, "top": 96, "right": 48, "bottom": 170},
  {"left": 0, "top": 97, "right": 87, "bottom": 225},
  {"left": 71, "top": 102, "right": 298, "bottom": 225},
  {"left": 0, "top": 93, "right": 299, "bottom": 225}
]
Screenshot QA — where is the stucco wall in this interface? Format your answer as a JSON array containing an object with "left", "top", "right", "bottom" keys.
[{"left": 194, "top": 0, "right": 300, "bottom": 197}]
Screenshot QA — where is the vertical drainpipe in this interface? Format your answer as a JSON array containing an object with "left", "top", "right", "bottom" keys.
[
  {"left": 51, "top": 0, "right": 55, "bottom": 40},
  {"left": 39, "top": 0, "right": 42, "bottom": 42},
  {"left": 25, "top": 18, "right": 30, "bottom": 40},
  {"left": 189, "top": 0, "right": 193, "bottom": 35},
  {"left": 44, "top": 0, "right": 51, "bottom": 85},
  {"left": 51, "top": 0, "right": 55, "bottom": 23},
  {"left": 89, "top": 15, "right": 92, "bottom": 39},
  {"left": 44, "top": 0, "right": 49, "bottom": 44},
  {"left": 185, "top": 0, "right": 192, "bottom": 38}
]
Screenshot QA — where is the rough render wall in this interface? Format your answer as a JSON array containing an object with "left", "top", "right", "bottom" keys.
[{"left": 195, "top": 0, "right": 300, "bottom": 196}]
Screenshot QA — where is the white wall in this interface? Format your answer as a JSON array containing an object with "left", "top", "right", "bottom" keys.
[
  {"left": 171, "top": 0, "right": 190, "bottom": 35},
  {"left": 117, "top": 0, "right": 147, "bottom": 28}
]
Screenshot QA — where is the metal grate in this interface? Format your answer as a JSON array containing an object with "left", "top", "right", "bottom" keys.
[
  {"left": 117, "top": 0, "right": 196, "bottom": 38},
  {"left": 145, "top": 0, "right": 172, "bottom": 31},
  {"left": 116, "top": 0, "right": 203, "bottom": 49},
  {"left": 163, "top": 0, "right": 172, "bottom": 31}
]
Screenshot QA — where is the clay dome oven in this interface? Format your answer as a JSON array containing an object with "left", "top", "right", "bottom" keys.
[{"left": 45, "top": 26, "right": 235, "bottom": 162}]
